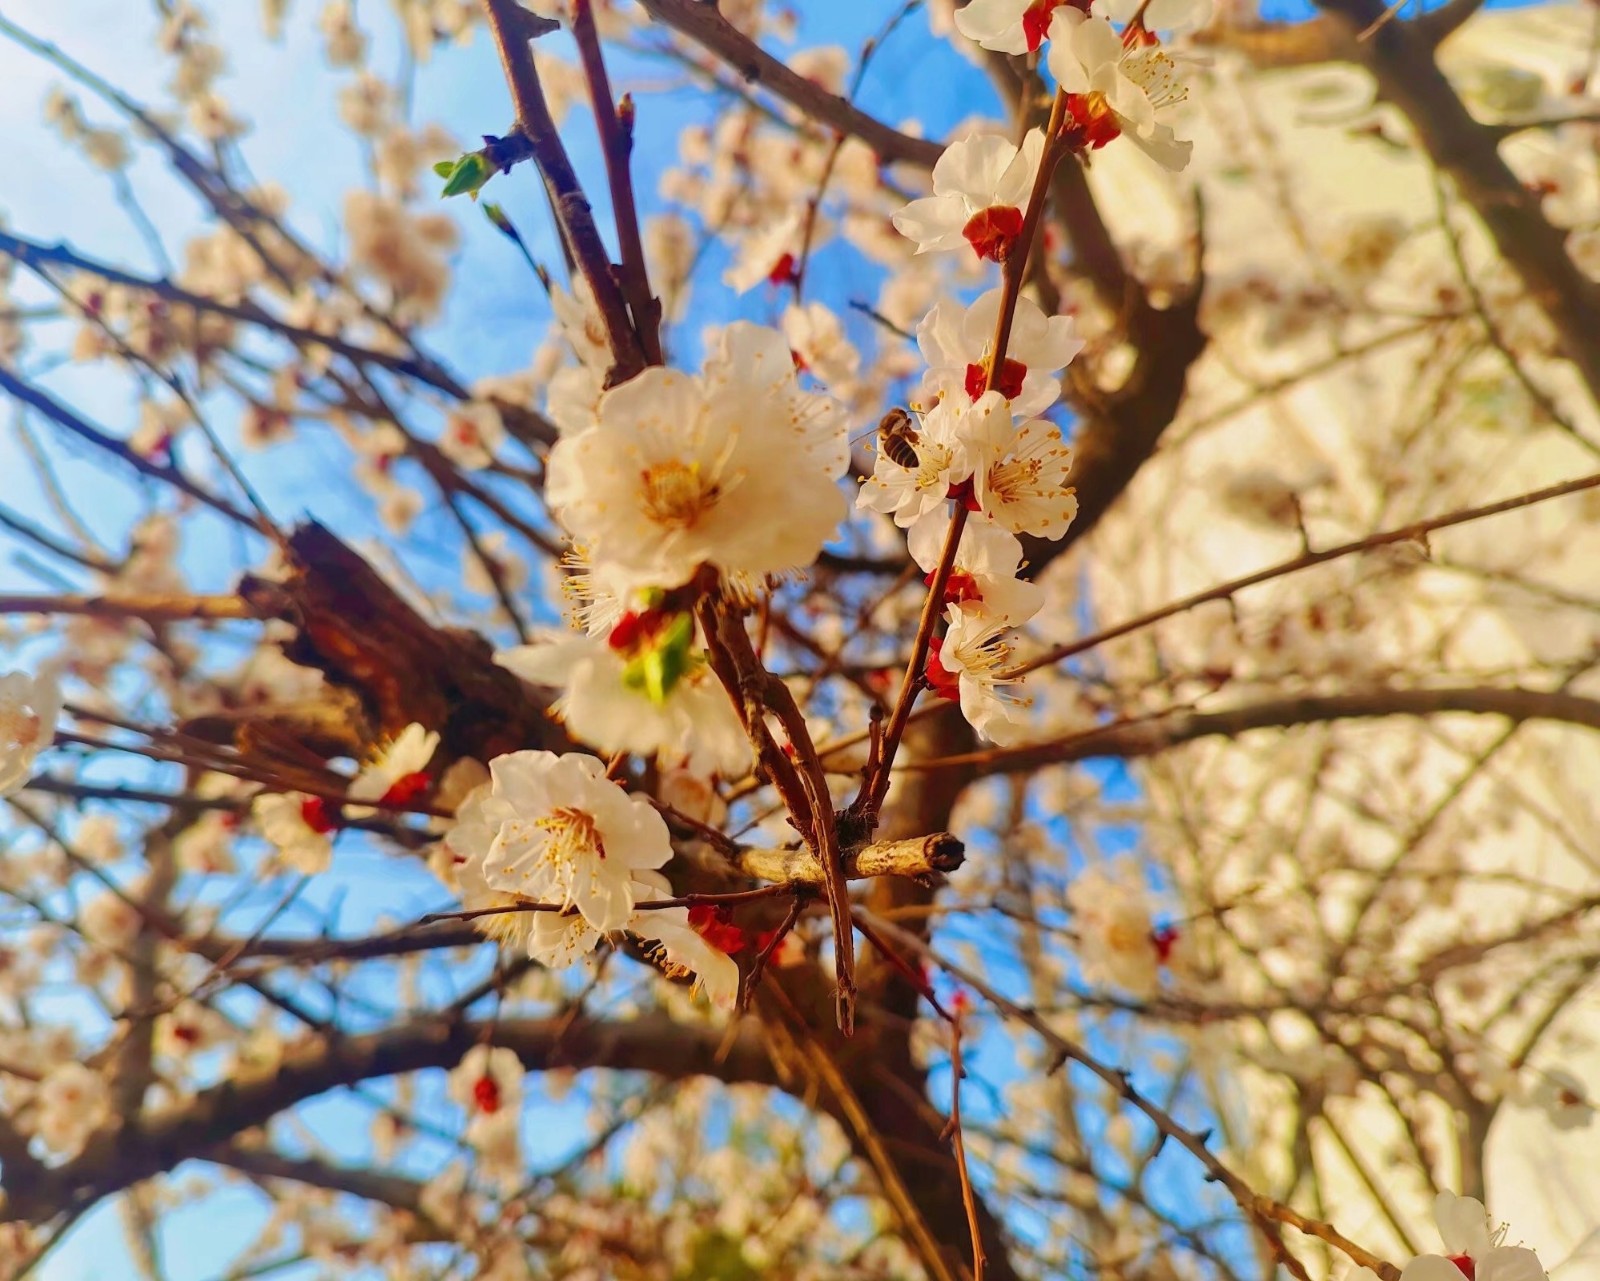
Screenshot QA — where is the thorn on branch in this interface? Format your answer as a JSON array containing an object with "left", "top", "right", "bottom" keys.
[{"left": 513, "top": 6, "right": 561, "bottom": 40}]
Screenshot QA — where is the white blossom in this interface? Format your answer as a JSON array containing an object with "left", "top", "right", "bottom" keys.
[
  {"left": 857, "top": 393, "right": 1004, "bottom": 529},
  {"left": 252, "top": 792, "right": 335, "bottom": 874},
  {"left": 928, "top": 604, "right": 1031, "bottom": 745},
  {"left": 783, "top": 301, "right": 860, "bottom": 392},
  {"left": 447, "top": 1044, "right": 524, "bottom": 1118},
  {"left": 907, "top": 512, "right": 1044, "bottom": 626},
  {"left": 438, "top": 400, "right": 505, "bottom": 471},
  {"left": 1093, "top": 0, "right": 1213, "bottom": 36},
  {"left": 964, "top": 396, "right": 1079, "bottom": 538},
  {"left": 1065, "top": 869, "right": 1162, "bottom": 996},
  {"left": 917, "top": 288, "right": 1083, "bottom": 418},
  {"left": 1355, "top": 1196, "right": 1548, "bottom": 1281},
  {"left": 33, "top": 1063, "right": 112, "bottom": 1158},
  {"left": 0, "top": 667, "right": 61, "bottom": 797},
  {"left": 545, "top": 322, "right": 847, "bottom": 593},
  {"left": 893, "top": 130, "right": 1046, "bottom": 261},
  {"left": 955, "top": 0, "right": 1071, "bottom": 54},
  {"left": 638, "top": 903, "right": 740, "bottom": 1010},
  {"left": 447, "top": 750, "right": 673, "bottom": 932},
  {"left": 1046, "top": 10, "right": 1192, "bottom": 170},
  {"left": 1526, "top": 1067, "right": 1594, "bottom": 1130},
  {"left": 348, "top": 723, "right": 439, "bottom": 813}
]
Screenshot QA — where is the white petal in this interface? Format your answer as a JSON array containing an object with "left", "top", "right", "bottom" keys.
[
  {"left": 892, "top": 195, "right": 972, "bottom": 252},
  {"left": 1479, "top": 1249, "right": 1546, "bottom": 1281},
  {"left": 1401, "top": 1258, "right": 1474, "bottom": 1281},
  {"left": 933, "top": 132, "right": 1018, "bottom": 200},
  {"left": 954, "top": 0, "right": 1033, "bottom": 54},
  {"left": 1434, "top": 1192, "right": 1493, "bottom": 1258}
]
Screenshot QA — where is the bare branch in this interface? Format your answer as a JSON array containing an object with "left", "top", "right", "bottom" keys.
[
  {"left": 4, "top": 1014, "right": 778, "bottom": 1224},
  {"left": 913, "top": 684, "right": 1600, "bottom": 775},
  {"left": 634, "top": 0, "right": 943, "bottom": 168}
]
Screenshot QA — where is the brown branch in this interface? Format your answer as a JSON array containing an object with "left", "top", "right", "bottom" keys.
[
  {"left": 0, "top": 501, "right": 116, "bottom": 574},
  {"left": 698, "top": 593, "right": 858, "bottom": 1033},
  {"left": 0, "top": 592, "right": 263, "bottom": 623},
  {"left": 480, "top": 0, "right": 646, "bottom": 383},
  {"left": 2, "top": 1014, "right": 779, "bottom": 1224},
  {"left": 978, "top": 52, "right": 1208, "bottom": 576},
  {"left": 0, "top": 364, "right": 258, "bottom": 530},
  {"left": 1017, "top": 467, "right": 1600, "bottom": 677},
  {"left": 570, "top": 0, "right": 663, "bottom": 365},
  {"left": 1480, "top": 108, "right": 1600, "bottom": 142},
  {"left": 911, "top": 684, "right": 1600, "bottom": 775},
  {"left": 857, "top": 89, "right": 1076, "bottom": 822},
  {"left": 734, "top": 832, "right": 964, "bottom": 884},
  {"left": 1309, "top": 0, "right": 1600, "bottom": 405},
  {"left": 0, "top": 228, "right": 559, "bottom": 448},
  {"left": 1412, "top": 0, "right": 1486, "bottom": 47},
  {"left": 209, "top": 1144, "right": 444, "bottom": 1222},
  {"left": 634, "top": 0, "right": 944, "bottom": 168}
]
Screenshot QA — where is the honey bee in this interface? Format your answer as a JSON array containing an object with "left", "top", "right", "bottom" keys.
[{"left": 873, "top": 407, "right": 921, "bottom": 470}]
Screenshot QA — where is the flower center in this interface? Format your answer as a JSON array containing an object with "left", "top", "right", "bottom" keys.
[
  {"left": 1122, "top": 48, "right": 1187, "bottom": 113},
  {"left": 380, "top": 771, "right": 430, "bottom": 807},
  {"left": 639, "top": 458, "right": 719, "bottom": 531},
  {"left": 962, "top": 205, "right": 1025, "bottom": 263},
  {"left": 535, "top": 806, "right": 607, "bottom": 864},
  {"left": 689, "top": 903, "right": 750, "bottom": 955}
]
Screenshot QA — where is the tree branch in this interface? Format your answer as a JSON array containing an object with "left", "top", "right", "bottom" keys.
[
  {"left": 480, "top": 0, "right": 646, "bottom": 382},
  {"left": 634, "top": 0, "right": 943, "bottom": 168},
  {"left": 3, "top": 1014, "right": 778, "bottom": 1224},
  {"left": 0, "top": 364, "right": 258, "bottom": 530},
  {"left": 914, "top": 684, "right": 1600, "bottom": 775}
]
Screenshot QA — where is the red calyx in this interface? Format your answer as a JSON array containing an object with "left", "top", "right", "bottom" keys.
[
  {"left": 927, "top": 569, "right": 983, "bottom": 606},
  {"left": 1064, "top": 94, "right": 1123, "bottom": 152},
  {"left": 925, "top": 637, "right": 961, "bottom": 702},
  {"left": 965, "top": 358, "right": 1028, "bottom": 402},
  {"left": 688, "top": 904, "right": 750, "bottom": 955},
  {"left": 1150, "top": 924, "right": 1180, "bottom": 965},
  {"left": 1447, "top": 1257, "right": 1475, "bottom": 1281},
  {"left": 299, "top": 796, "right": 338, "bottom": 834},
  {"left": 946, "top": 477, "right": 983, "bottom": 511},
  {"left": 1021, "top": 0, "right": 1067, "bottom": 51},
  {"left": 962, "top": 205, "right": 1025, "bottom": 263},
  {"left": 608, "top": 607, "right": 668, "bottom": 655},
  {"left": 767, "top": 251, "right": 798, "bottom": 287},
  {"left": 172, "top": 1023, "right": 201, "bottom": 1045},
  {"left": 472, "top": 1074, "right": 502, "bottom": 1114},
  {"left": 380, "top": 771, "right": 430, "bottom": 807}
]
